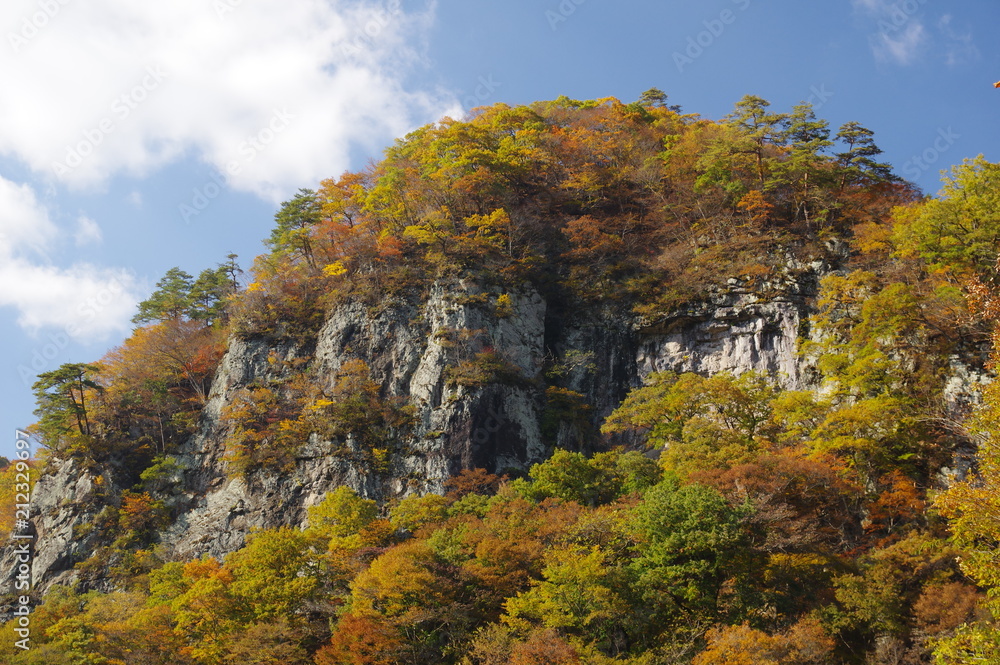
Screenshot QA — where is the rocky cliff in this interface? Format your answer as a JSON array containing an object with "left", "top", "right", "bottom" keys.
[
  {"left": 12, "top": 252, "right": 991, "bottom": 600},
  {"left": 7, "top": 263, "right": 838, "bottom": 595}
]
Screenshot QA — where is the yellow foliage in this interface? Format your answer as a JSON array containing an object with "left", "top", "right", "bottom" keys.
[{"left": 323, "top": 260, "right": 348, "bottom": 277}]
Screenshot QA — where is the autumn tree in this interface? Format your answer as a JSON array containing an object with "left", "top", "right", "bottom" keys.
[
  {"left": 601, "top": 371, "right": 778, "bottom": 476},
  {"left": 893, "top": 155, "right": 1000, "bottom": 278},
  {"left": 935, "top": 376, "right": 1000, "bottom": 661},
  {"left": 94, "top": 318, "right": 225, "bottom": 462},
  {"left": 694, "top": 618, "right": 835, "bottom": 665},
  {"left": 316, "top": 614, "right": 403, "bottom": 665},
  {"left": 504, "top": 544, "right": 630, "bottom": 652}
]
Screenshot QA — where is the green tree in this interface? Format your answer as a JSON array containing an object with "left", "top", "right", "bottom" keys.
[
  {"left": 725, "top": 95, "right": 787, "bottom": 188},
  {"left": 521, "top": 449, "right": 617, "bottom": 507},
  {"left": 638, "top": 87, "right": 682, "bottom": 112},
  {"left": 835, "top": 121, "right": 894, "bottom": 186},
  {"left": 188, "top": 256, "right": 241, "bottom": 323},
  {"left": 32, "top": 363, "right": 102, "bottom": 456},
  {"left": 629, "top": 476, "right": 750, "bottom": 627},
  {"left": 133, "top": 267, "right": 194, "bottom": 325},
  {"left": 776, "top": 101, "right": 833, "bottom": 225},
  {"left": 892, "top": 155, "right": 1000, "bottom": 277},
  {"left": 132, "top": 259, "right": 240, "bottom": 326},
  {"left": 268, "top": 188, "right": 323, "bottom": 269}
]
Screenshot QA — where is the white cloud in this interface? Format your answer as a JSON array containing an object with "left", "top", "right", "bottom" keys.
[
  {"left": 852, "top": 0, "right": 929, "bottom": 65},
  {"left": 937, "top": 14, "right": 980, "bottom": 66},
  {"left": 0, "top": 176, "right": 56, "bottom": 251},
  {"left": 0, "top": 0, "right": 458, "bottom": 202},
  {"left": 0, "top": 258, "right": 138, "bottom": 340},
  {"left": 74, "top": 215, "right": 102, "bottom": 245},
  {"left": 875, "top": 22, "right": 926, "bottom": 65},
  {"left": 127, "top": 191, "right": 143, "bottom": 207},
  {"left": 0, "top": 176, "right": 138, "bottom": 341}
]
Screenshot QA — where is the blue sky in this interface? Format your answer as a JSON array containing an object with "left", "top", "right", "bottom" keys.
[{"left": 1, "top": 0, "right": 997, "bottom": 461}]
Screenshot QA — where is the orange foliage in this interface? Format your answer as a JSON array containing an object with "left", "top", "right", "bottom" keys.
[
  {"left": 736, "top": 190, "right": 773, "bottom": 229},
  {"left": 444, "top": 468, "right": 505, "bottom": 500},
  {"left": 314, "top": 614, "right": 403, "bottom": 665},
  {"left": 102, "top": 319, "right": 224, "bottom": 405},
  {"left": 865, "top": 470, "right": 926, "bottom": 543},
  {"left": 693, "top": 618, "right": 834, "bottom": 665},
  {"left": 912, "top": 581, "right": 981, "bottom": 636},
  {"left": 119, "top": 490, "right": 164, "bottom": 534},
  {"left": 692, "top": 450, "right": 862, "bottom": 553},
  {"left": 509, "top": 628, "right": 581, "bottom": 665}
]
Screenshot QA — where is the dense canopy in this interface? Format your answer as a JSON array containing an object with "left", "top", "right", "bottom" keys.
[{"left": 4, "top": 94, "right": 1000, "bottom": 664}]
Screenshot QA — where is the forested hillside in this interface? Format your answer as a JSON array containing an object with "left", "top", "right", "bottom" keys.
[{"left": 3, "top": 92, "right": 1000, "bottom": 664}]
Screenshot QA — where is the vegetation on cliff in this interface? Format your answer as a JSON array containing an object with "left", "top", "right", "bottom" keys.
[{"left": 4, "top": 92, "right": 1000, "bottom": 663}]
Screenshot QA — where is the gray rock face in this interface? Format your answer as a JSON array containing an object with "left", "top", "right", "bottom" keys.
[
  {"left": 164, "top": 279, "right": 554, "bottom": 562},
  {"left": 635, "top": 289, "right": 811, "bottom": 390},
  {"left": 0, "top": 460, "right": 114, "bottom": 598},
  {"left": 12, "top": 267, "right": 931, "bottom": 594}
]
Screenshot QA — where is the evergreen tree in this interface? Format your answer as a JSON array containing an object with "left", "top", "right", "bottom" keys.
[
  {"left": 268, "top": 188, "right": 322, "bottom": 269},
  {"left": 725, "top": 95, "right": 787, "bottom": 188},
  {"left": 32, "top": 363, "right": 101, "bottom": 453},
  {"left": 638, "top": 87, "right": 682, "bottom": 112},
  {"left": 777, "top": 102, "right": 834, "bottom": 225},
  {"left": 132, "top": 267, "right": 194, "bottom": 325},
  {"left": 133, "top": 257, "right": 241, "bottom": 326},
  {"left": 835, "top": 121, "right": 895, "bottom": 186}
]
